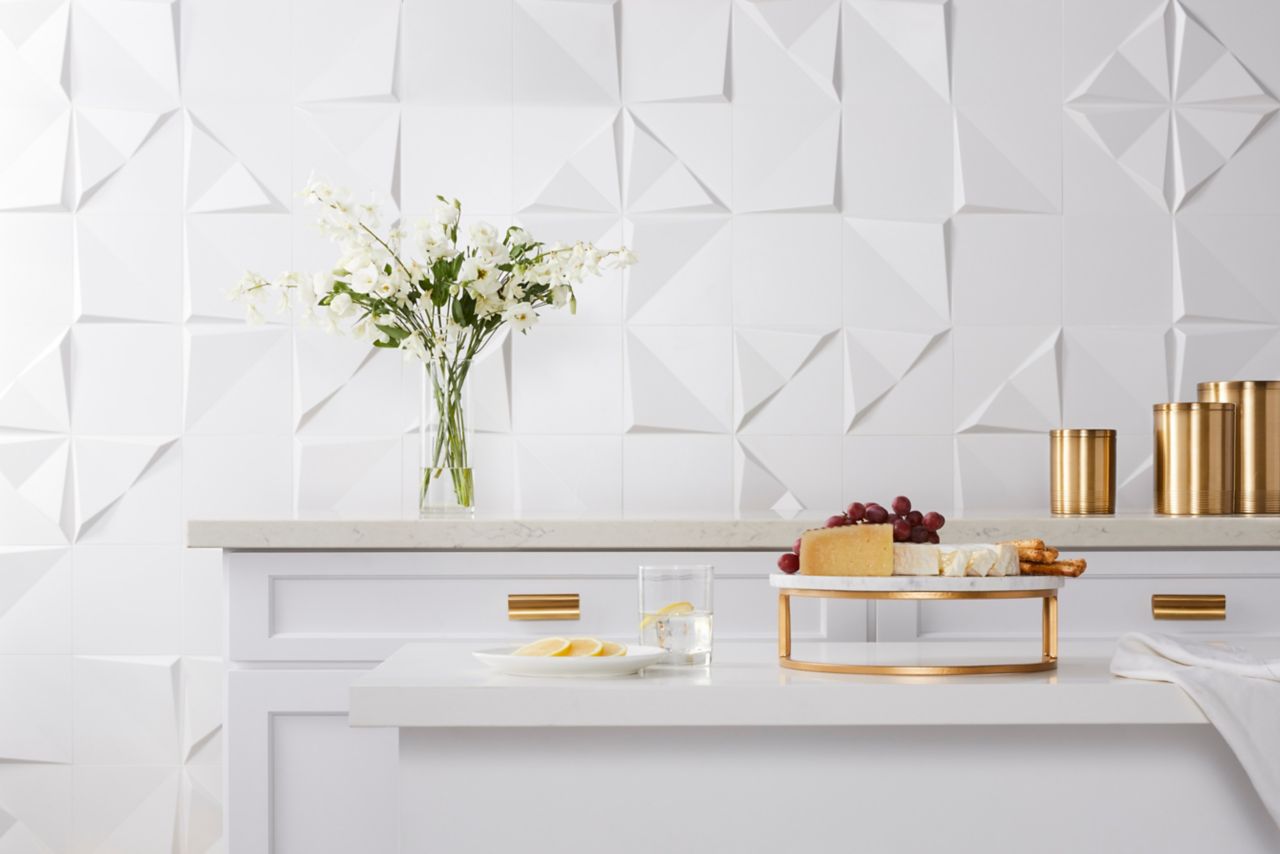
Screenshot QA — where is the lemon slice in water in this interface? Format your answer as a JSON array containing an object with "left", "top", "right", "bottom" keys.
[{"left": 639, "top": 600, "right": 694, "bottom": 630}]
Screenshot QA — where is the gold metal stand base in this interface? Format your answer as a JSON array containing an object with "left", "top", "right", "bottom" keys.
[{"left": 778, "top": 587, "right": 1059, "bottom": 677}]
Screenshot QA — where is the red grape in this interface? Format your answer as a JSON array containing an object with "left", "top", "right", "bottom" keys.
[
  {"left": 846, "top": 502, "right": 866, "bottom": 522},
  {"left": 825, "top": 514, "right": 847, "bottom": 528},
  {"left": 923, "top": 511, "right": 945, "bottom": 532},
  {"left": 892, "top": 519, "right": 912, "bottom": 541},
  {"left": 865, "top": 505, "right": 889, "bottom": 524},
  {"left": 778, "top": 553, "right": 800, "bottom": 574},
  {"left": 926, "top": 531, "right": 940, "bottom": 545},
  {"left": 793, "top": 537, "right": 802, "bottom": 555},
  {"left": 910, "top": 525, "right": 929, "bottom": 543},
  {"left": 892, "top": 495, "right": 912, "bottom": 515},
  {"left": 907, "top": 510, "right": 923, "bottom": 526}
]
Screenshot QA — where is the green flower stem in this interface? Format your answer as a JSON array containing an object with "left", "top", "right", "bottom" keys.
[{"left": 422, "top": 358, "right": 474, "bottom": 510}]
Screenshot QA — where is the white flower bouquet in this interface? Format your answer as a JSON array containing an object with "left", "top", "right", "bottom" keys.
[{"left": 233, "top": 179, "right": 635, "bottom": 514}]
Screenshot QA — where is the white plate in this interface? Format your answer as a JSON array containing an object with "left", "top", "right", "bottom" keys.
[{"left": 473, "top": 645, "right": 667, "bottom": 677}]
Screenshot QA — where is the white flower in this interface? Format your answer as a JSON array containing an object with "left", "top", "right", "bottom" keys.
[
  {"left": 503, "top": 302, "right": 538, "bottom": 333},
  {"left": 419, "top": 223, "right": 455, "bottom": 261},
  {"left": 468, "top": 221, "right": 498, "bottom": 249},
  {"left": 402, "top": 331, "right": 427, "bottom": 362},
  {"left": 350, "top": 265, "right": 380, "bottom": 294},
  {"left": 602, "top": 247, "right": 638, "bottom": 270},
  {"left": 506, "top": 227, "right": 532, "bottom": 247},
  {"left": 245, "top": 304, "right": 264, "bottom": 325},
  {"left": 550, "top": 285, "right": 572, "bottom": 307},
  {"left": 474, "top": 292, "right": 503, "bottom": 317},
  {"left": 312, "top": 272, "right": 335, "bottom": 301},
  {"left": 340, "top": 244, "right": 374, "bottom": 274},
  {"left": 434, "top": 200, "right": 460, "bottom": 226},
  {"left": 302, "top": 175, "right": 335, "bottom": 205},
  {"left": 373, "top": 278, "right": 397, "bottom": 299},
  {"left": 329, "top": 292, "right": 353, "bottom": 316}
]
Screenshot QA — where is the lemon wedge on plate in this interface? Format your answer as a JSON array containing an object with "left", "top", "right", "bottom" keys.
[
  {"left": 565, "top": 637, "right": 605, "bottom": 657},
  {"left": 600, "top": 640, "right": 627, "bottom": 657},
  {"left": 512, "top": 637, "right": 571, "bottom": 657},
  {"left": 639, "top": 600, "right": 694, "bottom": 630}
]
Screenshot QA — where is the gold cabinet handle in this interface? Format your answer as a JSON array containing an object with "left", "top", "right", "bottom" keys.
[
  {"left": 1152, "top": 594, "right": 1226, "bottom": 621},
  {"left": 508, "top": 593, "right": 580, "bottom": 621}
]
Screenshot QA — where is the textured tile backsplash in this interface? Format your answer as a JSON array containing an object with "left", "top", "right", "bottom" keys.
[{"left": 2, "top": 0, "right": 1280, "bottom": 848}]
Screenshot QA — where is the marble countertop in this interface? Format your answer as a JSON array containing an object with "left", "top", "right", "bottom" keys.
[
  {"left": 188, "top": 515, "right": 1280, "bottom": 551},
  {"left": 348, "top": 640, "right": 1217, "bottom": 728}
]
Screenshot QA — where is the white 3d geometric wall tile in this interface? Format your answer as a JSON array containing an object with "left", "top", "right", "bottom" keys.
[{"left": 3, "top": 2, "right": 1280, "bottom": 850}]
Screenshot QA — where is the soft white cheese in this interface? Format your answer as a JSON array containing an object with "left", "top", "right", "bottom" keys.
[
  {"left": 965, "top": 546, "right": 996, "bottom": 577},
  {"left": 893, "top": 544, "right": 940, "bottom": 576},
  {"left": 940, "top": 546, "right": 968, "bottom": 577},
  {"left": 992, "top": 543, "right": 1019, "bottom": 577}
]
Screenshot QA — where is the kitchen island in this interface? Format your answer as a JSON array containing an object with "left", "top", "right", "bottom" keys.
[
  {"left": 189, "top": 516, "right": 1280, "bottom": 854},
  {"left": 351, "top": 641, "right": 1280, "bottom": 853}
]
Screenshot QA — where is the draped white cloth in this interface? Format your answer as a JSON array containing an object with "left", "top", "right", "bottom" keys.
[{"left": 1111, "top": 633, "right": 1280, "bottom": 829}]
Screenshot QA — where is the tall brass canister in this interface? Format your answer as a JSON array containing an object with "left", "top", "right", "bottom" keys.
[
  {"left": 1153, "top": 403, "right": 1236, "bottom": 515},
  {"left": 1197, "top": 381, "right": 1280, "bottom": 515},
  {"left": 1050, "top": 429, "right": 1115, "bottom": 515}
]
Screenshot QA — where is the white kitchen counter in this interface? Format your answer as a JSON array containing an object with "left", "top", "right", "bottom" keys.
[
  {"left": 189, "top": 514, "right": 1280, "bottom": 550},
  {"left": 350, "top": 640, "right": 1208, "bottom": 728},
  {"left": 363, "top": 640, "right": 1280, "bottom": 853}
]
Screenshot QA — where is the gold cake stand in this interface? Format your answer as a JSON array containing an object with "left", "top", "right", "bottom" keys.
[{"left": 774, "top": 578, "right": 1060, "bottom": 676}]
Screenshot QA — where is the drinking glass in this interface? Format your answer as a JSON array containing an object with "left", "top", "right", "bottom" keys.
[{"left": 638, "top": 564, "right": 713, "bottom": 665}]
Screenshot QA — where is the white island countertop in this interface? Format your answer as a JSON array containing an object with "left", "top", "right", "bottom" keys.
[
  {"left": 189, "top": 515, "right": 1280, "bottom": 550},
  {"left": 349, "top": 641, "right": 1230, "bottom": 729}
]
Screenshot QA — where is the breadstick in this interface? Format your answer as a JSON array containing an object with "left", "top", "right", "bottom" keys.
[
  {"left": 1019, "top": 558, "right": 1086, "bottom": 577},
  {"left": 1018, "top": 547, "right": 1059, "bottom": 564},
  {"left": 1001, "top": 538, "right": 1045, "bottom": 550}
]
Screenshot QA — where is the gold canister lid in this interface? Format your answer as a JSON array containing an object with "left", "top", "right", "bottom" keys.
[
  {"left": 1153, "top": 402, "right": 1235, "bottom": 412},
  {"left": 1051, "top": 428, "right": 1116, "bottom": 437},
  {"left": 1197, "top": 380, "right": 1280, "bottom": 391}
]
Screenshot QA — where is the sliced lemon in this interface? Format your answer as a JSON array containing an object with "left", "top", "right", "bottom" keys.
[
  {"left": 600, "top": 640, "right": 627, "bottom": 657},
  {"left": 565, "top": 637, "right": 605, "bottom": 657},
  {"left": 639, "top": 600, "right": 694, "bottom": 630},
  {"left": 513, "top": 637, "right": 571, "bottom": 657}
]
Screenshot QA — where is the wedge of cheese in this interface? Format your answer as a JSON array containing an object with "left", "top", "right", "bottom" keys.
[
  {"left": 893, "top": 544, "right": 940, "bottom": 576},
  {"left": 799, "top": 524, "right": 893, "bottom": 576},
  {"left": 991, "top": 543, "right": 1019, "bottom": 577},
  {"left": 965, "top": 546, "right": 996, "bottom": 577},
  {"left": 940, "top": 547, "right": 968, "bottom": 577}
]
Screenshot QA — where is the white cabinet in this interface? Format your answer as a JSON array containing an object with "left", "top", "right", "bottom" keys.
[
  {"left": 223, "top": 548, "right": 861, "bottom": 854},
  {"left": 210, "top": 525, "right": 1280, "bottom": 853},
  {"left": 875, "top": 550, "right": 1280, "bottom": 642}
]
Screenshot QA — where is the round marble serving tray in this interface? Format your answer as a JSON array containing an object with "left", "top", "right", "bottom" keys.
[{"left": 769, "top": 574, "right": 1065, "bottom": 592}]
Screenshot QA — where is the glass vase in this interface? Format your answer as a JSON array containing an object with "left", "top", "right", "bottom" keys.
[{"left": 419, "top": 357, "right": 475, "bottom": 517}]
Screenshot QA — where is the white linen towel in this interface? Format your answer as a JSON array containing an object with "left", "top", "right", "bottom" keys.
[{"left": 1111, "top": 632, "right": 1280, "bottom": 828}]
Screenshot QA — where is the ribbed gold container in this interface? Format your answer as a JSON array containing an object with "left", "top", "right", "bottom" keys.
[
  {"left": 1153, "top": 403, "right": 1236, "bottom": 515},
  {"left": 1050, "top": 429, "right": 1115, "bottom": 515},
  {"left": 1197, "top": 381, "right": 1280, "bottom": 515}
]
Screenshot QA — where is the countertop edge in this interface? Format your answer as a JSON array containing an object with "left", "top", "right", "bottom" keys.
[{"left": 188, "top": 517, "right": 1280, "bottom": 551}]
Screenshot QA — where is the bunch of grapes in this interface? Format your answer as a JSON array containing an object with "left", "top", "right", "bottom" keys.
[{"left": 776, "top": 495, "right": 946, "bottom": 574}]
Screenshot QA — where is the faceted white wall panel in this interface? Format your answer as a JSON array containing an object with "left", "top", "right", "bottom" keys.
[{"left": 2, "top": 0, "right": 1280, "bottom": 848}]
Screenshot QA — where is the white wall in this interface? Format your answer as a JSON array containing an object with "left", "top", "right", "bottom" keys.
[{"left": 1, "top": 0, "right": 1279, "bottom": 849}]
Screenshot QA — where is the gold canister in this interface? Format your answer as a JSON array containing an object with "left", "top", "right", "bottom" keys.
[
  {"left": 1197, "top": 381, "right": 1280, "bottom": 515},
  {"left": 1050, "top": 429, "right": 1116, "bottom": 515},
  {"left": 1153, "top": 403, "right": 1236, "bottom": 515}
]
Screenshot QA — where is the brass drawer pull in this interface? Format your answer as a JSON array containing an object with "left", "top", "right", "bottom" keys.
[
  {"left": 1152, "top": 594, "right": 1226, "bottom": 621},
  {"left": 508, "top": 593, "right": 580, "bottom": 621}
]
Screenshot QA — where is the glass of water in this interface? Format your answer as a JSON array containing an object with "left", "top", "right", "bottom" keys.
[{"left": 638, "top": 564, "right": 713, "bottom": 665}]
